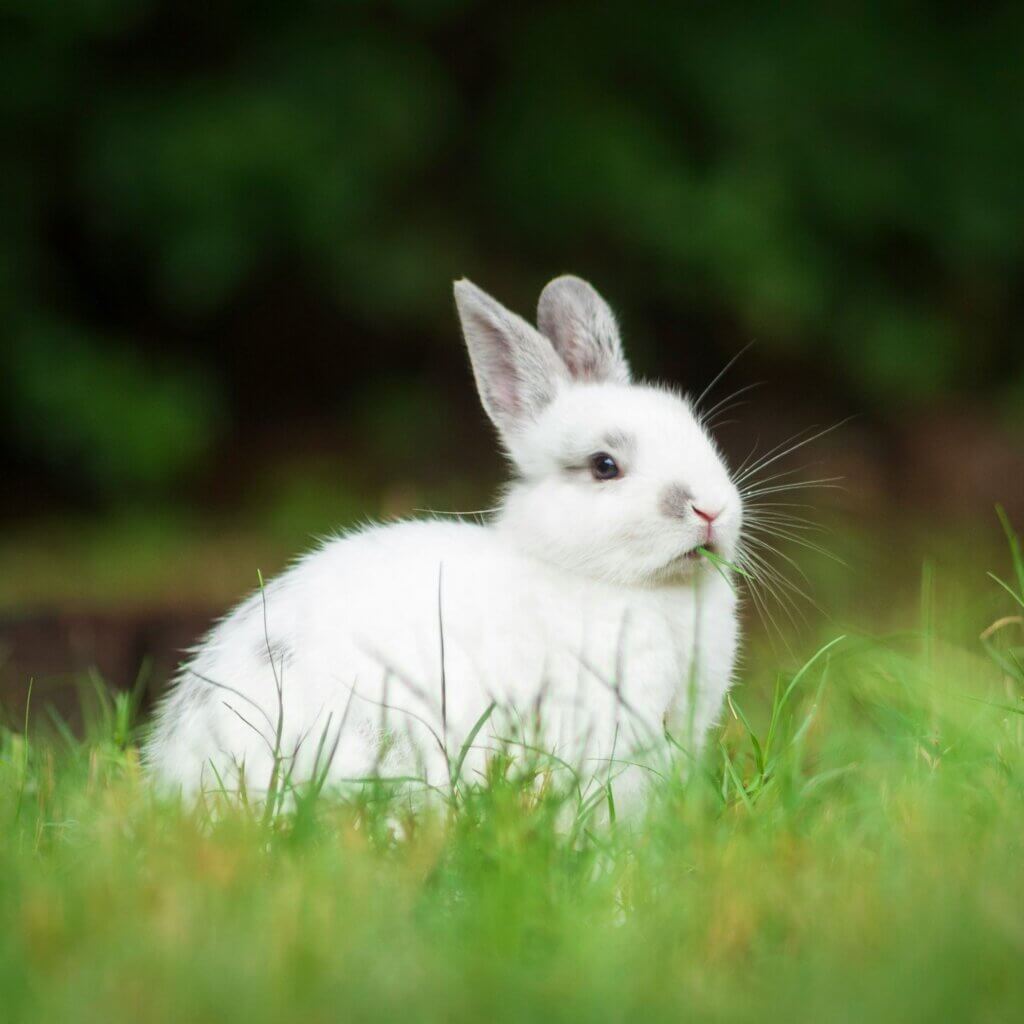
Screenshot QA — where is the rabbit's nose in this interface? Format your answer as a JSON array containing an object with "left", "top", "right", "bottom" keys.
[{"left": 692, "top": 505, "right": 723, "bottom": 524}]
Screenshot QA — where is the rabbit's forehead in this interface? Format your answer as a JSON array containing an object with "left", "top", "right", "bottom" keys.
[{"left": 546, "top": 383, "right": 707, "bottom": 450}]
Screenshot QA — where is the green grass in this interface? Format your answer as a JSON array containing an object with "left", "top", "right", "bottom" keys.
[{"left": 2, "top": 517, "right": 1024, "bottom": 1023}]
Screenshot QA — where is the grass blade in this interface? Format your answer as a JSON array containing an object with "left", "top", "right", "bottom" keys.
[
  {"left": 996, "top": 505, "right": 1024, "bottom": 598},
  {"left": 451, "top": 701, "right": 497, "bottom": 792}
]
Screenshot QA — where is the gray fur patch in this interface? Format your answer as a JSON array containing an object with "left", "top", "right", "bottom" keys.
[
  {"left": 659, "top": 482, "right": 694, "bottom": 519},
  {"left": 256, "top": 637, "right": 295, "bottom": 670},
  {"left": 602, "top": 430, "right": 635, "bottom": 453},
  {"left": 190, "top": 682, "right": 216, "bottom": 708}
]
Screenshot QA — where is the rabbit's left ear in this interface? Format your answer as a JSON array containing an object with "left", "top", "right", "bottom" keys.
[{"left": 537, "top": 276, "right": 631, "bottom": 385}]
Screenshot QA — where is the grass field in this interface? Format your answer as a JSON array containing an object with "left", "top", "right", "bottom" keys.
[{"left": 2, "top": 512, "right": 1023, "bottom": 1023}]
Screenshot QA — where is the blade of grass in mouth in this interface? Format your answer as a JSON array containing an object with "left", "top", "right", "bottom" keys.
[{"left": 696, "top": 546, "right": 753, "bottom": 580}]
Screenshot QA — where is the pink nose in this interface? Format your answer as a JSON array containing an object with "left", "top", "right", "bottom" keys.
[{"left": 692, "top": 505, "right": 722, "bottom": 524}]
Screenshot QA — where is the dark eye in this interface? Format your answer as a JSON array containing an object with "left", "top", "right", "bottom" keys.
[{"left": 589, "top": 452, "right": 621, "bottom": 481}]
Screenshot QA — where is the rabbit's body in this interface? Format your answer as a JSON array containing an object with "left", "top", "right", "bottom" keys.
[
  {"left": 147, "top": 276, "right": 744, "bottom": 802},
  {"left": 146, "top": 515, "right": 737, "bottom": 793}
]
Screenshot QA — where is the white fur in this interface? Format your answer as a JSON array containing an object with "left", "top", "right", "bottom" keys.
[{"left": 145, "top": 276, "right": 743, "bottom": 806}]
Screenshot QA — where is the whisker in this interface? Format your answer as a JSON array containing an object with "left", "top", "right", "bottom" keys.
[
  {"left": 734, "top": 425, "right": 819, "bottom": 485},
  {"left": 717, "top": 392, "right": 850, "bottom": 645},
  {"left": 732, "top": 435, "right": 763, "bottom": 480},
  {"left": 740, "top": 462, "right": 813, "bottom": 492},
  {"left": 742, "top": 534, "right": 818, "bottom": 592},
  {"left": 736, "top": 546, "right": 806, "bottom": 640},
  {"left": 742, "top": 499, "right": 817, "bottom": 513},
  {"left": 746, "top": 524, "right": 848, "bottom": 566},
  {"left": 692, "top": 341, "right": 755, "bottom": 414},
  {"left": 735, "top": 418, "right": 852, "bottom": 487},
  {"left": 739, "top": 544, "right": 816, "bottom": 624},
  {"left": 741, "top": 540, "right": 814, "bottom": 602},
  {"left": 745, "top": 522, "right": 823, "bottom": 541},
  {"left": 743, "top": 511, "right": 828, "bottom": 535},
  {"left": 701, "top": 381, "right": 764, "bottom": 426},
  {"left": 742, "top": 477, "right": 844, "bottom": 500},
  {"left": 735, "top": 551, "right": 786, "bottom": 639}
]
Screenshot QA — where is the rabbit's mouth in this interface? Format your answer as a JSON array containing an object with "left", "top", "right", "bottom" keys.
[
  {"left": 663, "top": 542, "right": 717, "bottom": 573},
  {"left": 684, "top": 542, "right": 718, "bottom": 560},
  {"left": 657, "top": 540, "right": 731, "bottom": 582}
]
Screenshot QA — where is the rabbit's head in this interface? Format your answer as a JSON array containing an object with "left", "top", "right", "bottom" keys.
[{"left": 454, "top": 276, "right": 742, "bottom": 586}]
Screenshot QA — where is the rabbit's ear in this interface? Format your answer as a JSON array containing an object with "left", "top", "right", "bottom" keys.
[
  {"left": 537, "top": 275, "right": 631, "bottom": 385},
  {"left": 454, "top": 279, "right": 569, "bottom": 435}
]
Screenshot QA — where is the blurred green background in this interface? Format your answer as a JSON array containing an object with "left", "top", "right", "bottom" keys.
[{"left": 2, "top": 1, "right": 1023, "bottom": 694}]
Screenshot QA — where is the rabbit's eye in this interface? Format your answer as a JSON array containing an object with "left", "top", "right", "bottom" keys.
[{"left": 590, "top": 452, "right": 621, "bottom": 481}]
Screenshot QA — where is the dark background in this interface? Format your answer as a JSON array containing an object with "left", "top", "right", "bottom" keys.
[{"left": 2, "top": 1, "right": 1023, "bottom": 708}]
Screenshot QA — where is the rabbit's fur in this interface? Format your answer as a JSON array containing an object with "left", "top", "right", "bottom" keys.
[{"left": 146, "top": 276, "right": 742, "bottom": 805}]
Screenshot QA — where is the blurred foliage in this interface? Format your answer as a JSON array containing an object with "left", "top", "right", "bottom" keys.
[
  {"left": 7, "top": 318, "right": 217, "bottom": 490},
  {"left": 1, "top": 1, "right": 1022, "bottom": 496}
]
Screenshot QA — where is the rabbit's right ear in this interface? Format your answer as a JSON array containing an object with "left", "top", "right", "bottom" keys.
[
  {"left": 537, "top": 275, "right": 630, "bottom": 385},
  {"left": 454, "top": 279, "right": 569, "bottom": 437}
]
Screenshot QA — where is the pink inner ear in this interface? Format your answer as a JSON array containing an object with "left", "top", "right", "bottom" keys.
[
  {"left": 485, "top": 340, "right": 522, "bottom": 418},
  {"left": 564, "top": 340, "right": 601, "bottom": 381},
  {"left": 490, "top": 373, "right": 520, "bottom": 416},
  {"left": 546, "top": 304, "right": 612, "bottom": 382}
]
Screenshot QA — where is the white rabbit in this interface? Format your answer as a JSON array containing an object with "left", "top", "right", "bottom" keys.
[{"left": 145, "top": 276, "right": 743, "bottom": 807}]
